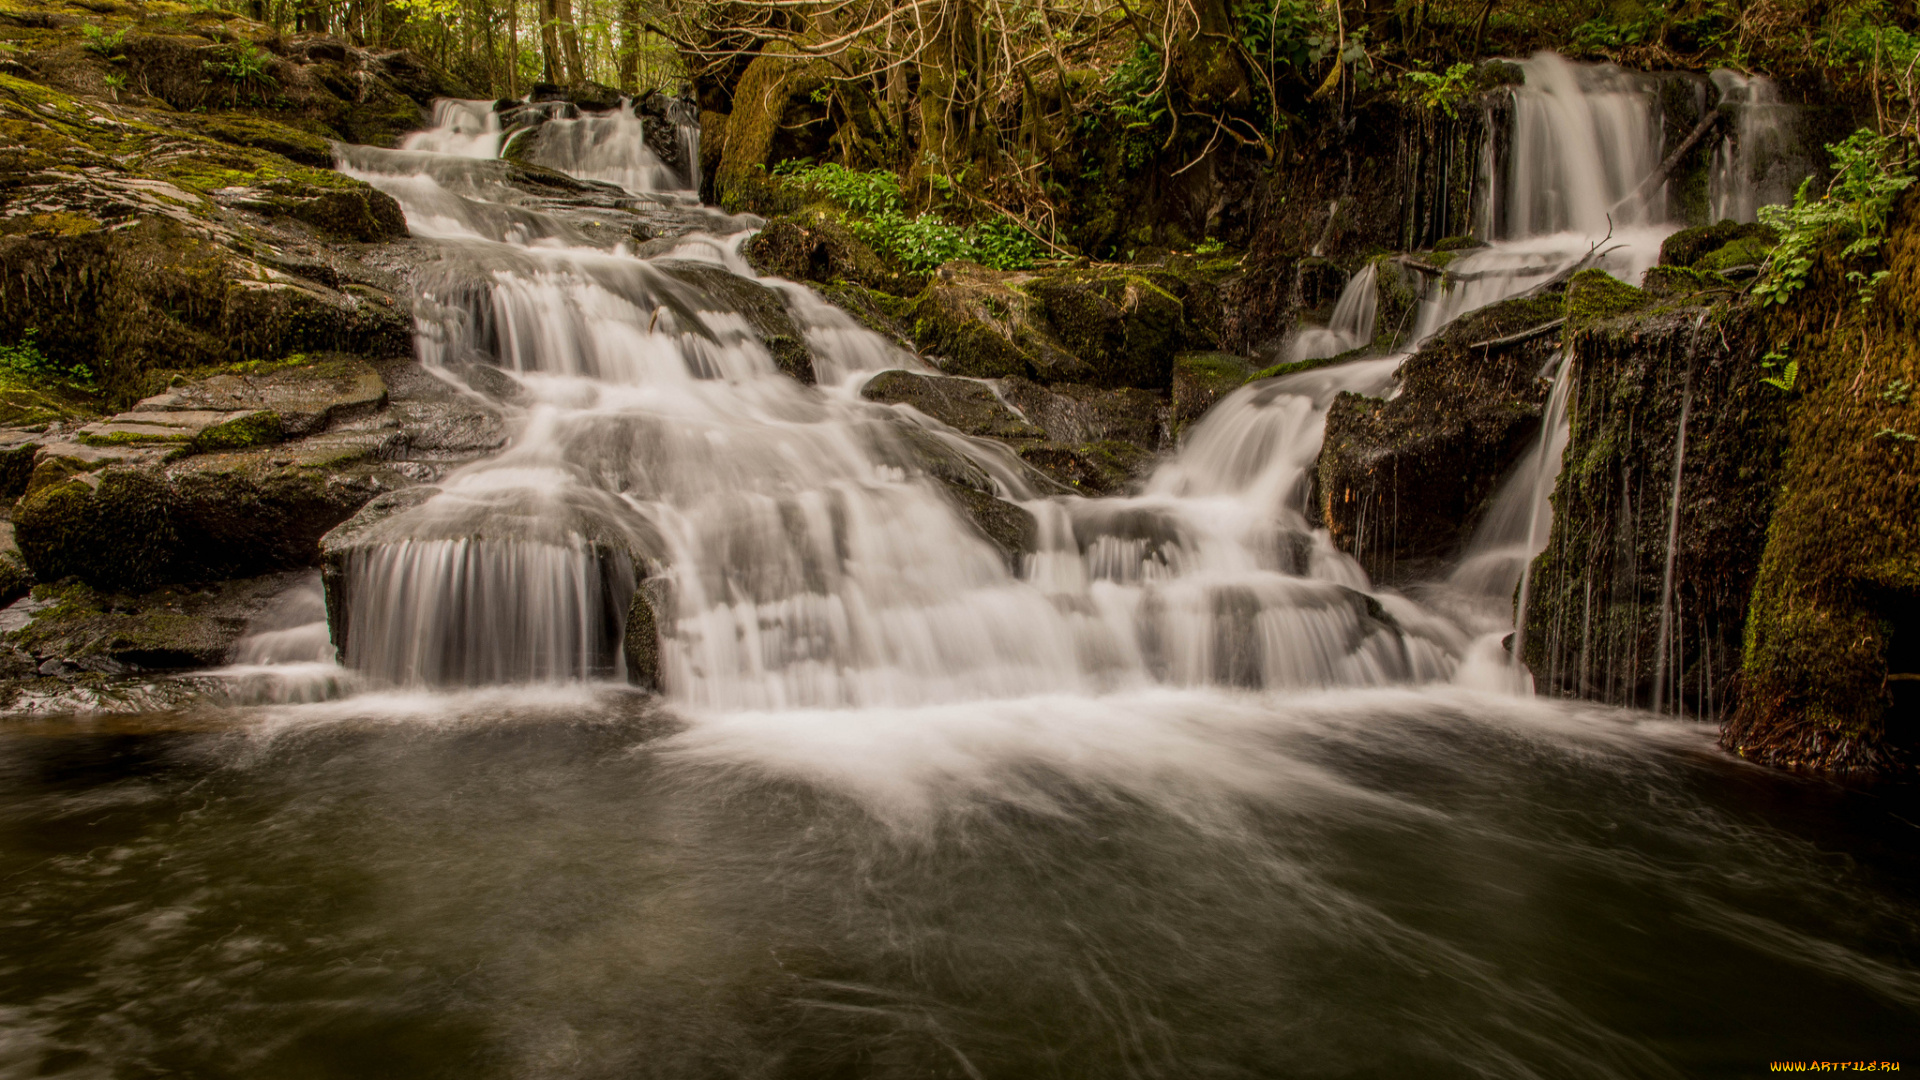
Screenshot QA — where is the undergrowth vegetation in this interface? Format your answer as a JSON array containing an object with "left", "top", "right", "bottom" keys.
[
  {"left": 1756, "top": 130, "right": 1917, "bottom": 307},
  {"left": 771, "top": 162, "right": 1044, "bottom": 272}
]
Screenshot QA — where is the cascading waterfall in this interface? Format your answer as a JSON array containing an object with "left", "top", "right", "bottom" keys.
[
  {"left": 1287, "top": 263, "right": 1379, "bottom": 363},
  {"left": 326, "top": 52, "right": 1692, "bottom": 703},
  {"left": 402, "top": 99, "right": 505, "bottom": 159},
  {"left": 1708, "top": 70, "right": 1812, "bottom": 224},
  {"left": 1499, "top": 53, "right": 1666, "bottom": 238}
]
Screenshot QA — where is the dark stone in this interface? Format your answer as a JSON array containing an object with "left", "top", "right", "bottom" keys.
[
  {"left": 1317, "top": 285, "right": 1570, "bottom": 584},
  {"left": 652, "top": 259, "right": 817, "bottom": 384},
  {"left": 860, "top": 370, "right": 1043, "bottom": 440}
]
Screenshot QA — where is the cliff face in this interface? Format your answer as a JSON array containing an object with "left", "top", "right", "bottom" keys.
[
  {"left": 1522, "top": 285, "right": 1790, "bottom": 719},
  {"left": 1725, "top": 196, "right": 1920, "bottom": 773}
]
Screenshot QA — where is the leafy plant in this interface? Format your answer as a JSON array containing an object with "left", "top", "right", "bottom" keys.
[
  {"left": 204, "top": 44, "right": 278, "bottom": 105},
  {"left": 1882, "top": 377, "right": 1912, "bottom": 405},
  {"left": 1406, "top": 63, "right": 1476, "bottom": 119},
  {"left": 773, "top": 163, "right": 1042, "bottom": 272},
  {"left": 1755, "top": 129, "right": 1917, "bottom": 307},
  {"left": 1759, "top": 349, "right": 1798, "bottom": 392},
  {"left": 0, "top": 330, "right": 95, "bottom": 386},
  {"left": 80, "top": 24, "right": 127, "bottom": 59}
]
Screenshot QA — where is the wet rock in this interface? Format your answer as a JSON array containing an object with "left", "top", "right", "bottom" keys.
[
  {"left": 1171, "top": 352, "right": 1256, "bottom": 434},
  {"left": 623, "top": 577, "right": 670, "bottom": 691},
  {"left": 945, "top": 483, "right": 1038, "bottom": 571},
  {"left": 743, "top": 213, "right": 904, "bottom": 293},
  {"left": 1017, "top": 441, "right": 1155, "bottom": 497},
  {"left": 1000, "top": 377, "right": 1168, "bottom": 450},
  {"left": 859, "top": 370, "right": 1043, "bottom": 441},
  {"left": 1523, "top": 293, "right": 1787, "bottom": 717},
  {"left": 130, "top": 355, "right": 389, "bottom": 437},
  {"left": 13, "top": 449, "right": 399, "bottom": 593},
  {"left": 652, "top": 258, "right": 817, "bottom": 384},
  {"left": 1318, "top": 286, "right": 1569, "bottom": 584},
  {"left": 3, "top": 573, "right": 310, "bottom": 673}
]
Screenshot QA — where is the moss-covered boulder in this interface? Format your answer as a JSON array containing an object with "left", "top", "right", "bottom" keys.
[
  {"left": 13, "top": 433, "right": 401, "bottom": 593},
  {"left": 1659, "top": 220, "right": 1778, "bottom": 269},
  {"left": 904, "top": 261, "right": 1215, "bottom": 388},
  {"left": 1318, "top": 285, "right": 1571, "bottom": 583},
  {"left": 1171, "top": 352, "right": 1256, "bottom": 433},
  {"left": 4, "top": 573, "right": 307, "bottom": 673},
  {"left": 743, "top": 212, "right": 905, "bottom": 293}
]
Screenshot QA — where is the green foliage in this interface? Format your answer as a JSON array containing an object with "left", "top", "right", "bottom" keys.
[
  {"left": 1760, "top": 349, "right": 1798, "bottom": 392},
  {"left": 1882, "top": 377, "right": 1912, "bottom": 405},
  {"left": 1571, "top": 5, "right": 1663, "bottom": 52},
  {"left": 204, "top": 44, "right": 278, "bottom": 95},
  {"left": 79, "top": 24, "right": 127, "bottom": 59},
  {"left": 1406, "top": 62, "right": 1475, "bottom": 119},
  {"left": 0, "top": 330, "right": 95, "bottom": 387},
  {"left": 1235, "top": 0, "right": 1336, "bottom": 77},
  {"left": 1104, "top": 43, "right": 1169, "bottom": 171},
  {"left": 773, "top": 163, "right": 1042, "bottom": 272},
  {"left": 1755, "top": 130, "right": 1916, "bottom": 307},
  {"left": 773, "top": 161, "right": 901, "bottom": 217}
]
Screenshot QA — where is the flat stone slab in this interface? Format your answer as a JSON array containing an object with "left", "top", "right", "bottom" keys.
[{"left": 133, "top": 358, "right": 388, "bottom": 437}]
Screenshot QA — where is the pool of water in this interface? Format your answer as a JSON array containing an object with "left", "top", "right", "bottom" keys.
[{"left": 0, "top": 688, "right": 1915, "bottom": 1078}]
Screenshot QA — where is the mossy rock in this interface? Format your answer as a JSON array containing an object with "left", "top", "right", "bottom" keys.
[
  {"left": 14, "top": 455, "right": 390, "bottom": 592},
  {"left": 7, "top": 573, "right": 306, "bottom": 672},
  {"left": 187, "top": 409, "right": 283, "bottom": 454},
  {"left": 1025, "top": 269, "right": 1189, "bottom": 389},
  {"left": 1566, "top": 269, "right": 1651, "bottom": 326},
  {"left": 742, "top": 212, "right": 908, "bottom": 294},
  {"left": 1659, "top": 220, "right": 1778, "bottom": 268},
  {"left": 1017, "top": 440, "right": 1154, "bottom": 496},
  {"left": 1696, "top": 235, "right": 1773, "bottom": 273},
  {"left": 943, "top": 482, "right": 1038, "bottom": 573},
  {"left": 1171, "top": 352, "right": 1255, "bottom": 433},
  {"left": 188, "top": 113, "right": 336, "bottom": 168},
  {"left": 907, "top": 266, "right": 1083, "bottom": 381}
]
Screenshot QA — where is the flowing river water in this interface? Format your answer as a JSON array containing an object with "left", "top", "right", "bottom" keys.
[{"left": 0, "top": 55, "right": 1916, "bottom": 1076}]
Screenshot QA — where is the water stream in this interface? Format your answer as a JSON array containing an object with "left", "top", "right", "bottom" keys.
[{"left": 0, "top": 61, "right": 1914, "bottom": 1075}]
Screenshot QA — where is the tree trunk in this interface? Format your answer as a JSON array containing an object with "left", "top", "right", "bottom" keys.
[
  {"left": 616, "top": 0, "right": 640, "bottom": 93},
  {"left": 539, "top": 0, "right": 563, "bottom": 83},
  {"left": 506, "top": 0, "right": 519, "bottom": 96},
  {"left": 554, "top": 0, "right": 584, "bottom": 85}
]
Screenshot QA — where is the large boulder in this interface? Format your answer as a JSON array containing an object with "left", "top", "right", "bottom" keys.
[
  {"left": 905, "top": 260, "right": 1220, "bottom": 388},
  {"left": 1317, "top": 277, "right": 1588, "bottom": 583}
]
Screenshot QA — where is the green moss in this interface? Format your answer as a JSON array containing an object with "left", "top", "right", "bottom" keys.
[
  {"left": 1659, "top": 220, "right": 1778, "bottom": 268},
  {"left": 78, "top": 429, "right": 188, "bottom": 447},
  {"left": 1696, "top": 235, "right": 1774, "bottom": 273},
  {"left": 1566, "top": 269, "right": 1650, "bottom": 325},
  {"left": 188, "top": 409, "right": 283, "bottom": 453}
]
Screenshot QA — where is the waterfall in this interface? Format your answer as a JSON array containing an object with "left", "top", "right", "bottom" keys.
[
  {"left": 1287, "top": 263, "right": 1379, "bottom": 363},
  {"left": 323, "top": 53, "right": 1688, "bottom": 704},
  {"left": 402, "top": 99, "right": 505, "bottom": 159},
  {"left": 669, "top": 93, "right": 702, "bottom": 194},
  {"left": 524, "top": 105, "right": 681, "bottom": 194},
  {"left": 1708, "top": 70, "right": 1812, "bottom": 223},
  {"left": 1500, "top": 53, "right": 1666, "bottom": 238}
]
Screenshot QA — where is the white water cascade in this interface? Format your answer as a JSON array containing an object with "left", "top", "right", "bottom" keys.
[
  {"left": 1709, "top": 70, "right": 1813, "bottom": 224},
  {"left": 323, "top": 53, "right": 1690, "bottom": 704},
  {"left": 1287, "top": 263, "right": 1379, "bottom": 363}
]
